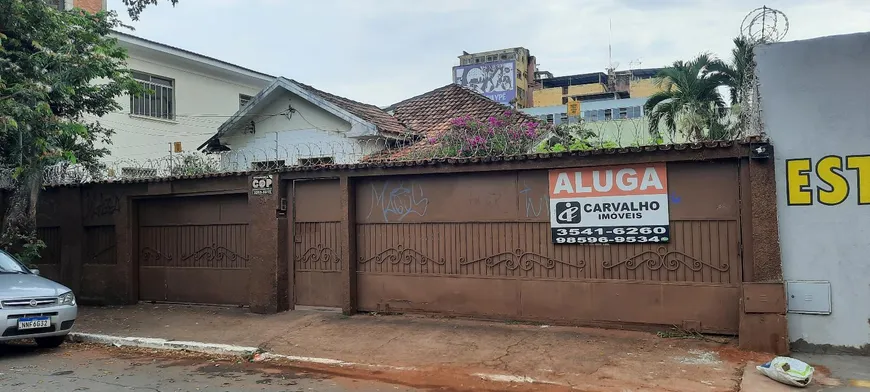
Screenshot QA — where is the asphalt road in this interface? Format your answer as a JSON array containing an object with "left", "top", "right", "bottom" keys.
[{"left": 0, "top": 341, "right": 419, "bottom": 392}]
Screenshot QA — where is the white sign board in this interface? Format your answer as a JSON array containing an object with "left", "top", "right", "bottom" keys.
[
  {"left": 548, "top": 163, "right": 670, "bottom": 244},
  {"left": 251, "top": 175, "right": 273, "bottom": 195}
]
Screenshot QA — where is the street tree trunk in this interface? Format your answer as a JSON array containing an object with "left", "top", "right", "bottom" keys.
[{"left": 0, "top": 167, "right": 43, "bottom": 260}]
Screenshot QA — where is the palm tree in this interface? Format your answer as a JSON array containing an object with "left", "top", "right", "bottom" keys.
[
  {"left": 711, "top": 36, "right": 757, "bottom": 106},
  {"left": 644, "top": 54, "right": 729, "bottom": 141}
]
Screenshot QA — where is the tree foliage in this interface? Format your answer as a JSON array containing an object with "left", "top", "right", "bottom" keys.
[
  {"left": 643, "top": 54, "right": 730, "bottom": 141},
  {"left": 644, "top": 37, "right": 761, "bottom": 142},
  {"left": 122, "top": 0, "right": 179, "bottom": 20},
  {"left": 536, "top": 121, "right": 619, "bottom": 153},
  {"left": 0, "top": 0, "right": 140, "bottom": 261},
  {"left": 710, "top": 36, "right": 757, "bottom": 106}
]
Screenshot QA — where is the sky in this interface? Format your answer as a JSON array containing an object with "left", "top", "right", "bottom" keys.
[{"left": 108, "top": 0, "right": 870, "bottom": 108}]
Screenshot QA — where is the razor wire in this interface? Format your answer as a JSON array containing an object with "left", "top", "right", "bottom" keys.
[{"left": 0, "top": 110, "right": 752, "bottom": 188}]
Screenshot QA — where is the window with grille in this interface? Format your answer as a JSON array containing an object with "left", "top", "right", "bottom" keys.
[
  {"left": 121, "top": 167, "right": 157, "bottom": 178},
  {"left": 130, "top": 71, "right": 175, "bottom": 120},
  {"left": 251, "top": 160, "right": 285, "bottom": 171},
  {"left": 298, "top": 157, "right": 335, "bottom": 166},
  {"left": 239, "top": 94, "right": 253, "bottom": 109}
]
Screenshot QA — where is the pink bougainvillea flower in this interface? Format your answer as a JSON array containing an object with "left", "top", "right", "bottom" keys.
[{"left": 450, "top": 117, "right": 469, "bottom": 127}]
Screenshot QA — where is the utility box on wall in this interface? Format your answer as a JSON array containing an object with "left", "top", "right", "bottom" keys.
[{"left": 786, "top": 281, "right": 832, "bottom": 315}]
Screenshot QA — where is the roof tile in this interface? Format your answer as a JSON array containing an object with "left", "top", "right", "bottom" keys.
[
  {"left": 292, "top": 80, "right": 411, "bottom": 137},
  {"left": 368, "top": 84, "right": 540, "bottom": 160}
]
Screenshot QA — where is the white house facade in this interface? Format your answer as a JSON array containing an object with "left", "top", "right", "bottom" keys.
[
  {"left": 200, "top": 78, "right": 409, "bottom": 170},
  {"left": 90, "top": 32, "right": 273, "bottom": 173}
]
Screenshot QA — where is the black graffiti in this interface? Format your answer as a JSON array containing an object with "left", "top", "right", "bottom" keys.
[{"left": 456, "top": 63, "right": 514, "bottom": 94}]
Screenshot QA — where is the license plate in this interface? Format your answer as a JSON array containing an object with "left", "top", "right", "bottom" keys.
[{"left": 18, "top": 317, "right": 50, "bottom": 330}]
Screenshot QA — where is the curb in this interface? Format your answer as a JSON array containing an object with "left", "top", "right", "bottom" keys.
[
  {"left": 68, "top": 332, "right": 259, "bottom": 357},
  {"left": 68, "top": 332, "right": 565, "bottom": 387}
]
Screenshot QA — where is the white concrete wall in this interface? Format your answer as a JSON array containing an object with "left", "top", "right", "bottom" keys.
[
  {"left": 219, "top": 90, "right": 386, "bottom": 170},
  {"left": 88, "top": 48, "right": 269, "bottom": 165},
  {"left": 756, "top": 32, "right": 870, "bottom": 350}
]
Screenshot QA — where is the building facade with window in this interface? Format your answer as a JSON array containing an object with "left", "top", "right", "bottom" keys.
[
  {"left": 531, "top": 68, "right": 663, "bottom": 108},
  {"left": 520, "top": 96, "right": 687, "bottom": 146},
  {"left": 88, "top": 32, "right": 273, "bottom": 164}
]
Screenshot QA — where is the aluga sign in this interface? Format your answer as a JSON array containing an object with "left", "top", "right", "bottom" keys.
[{"left": 548, "top": 163, "right": 671, "bottom": 244}]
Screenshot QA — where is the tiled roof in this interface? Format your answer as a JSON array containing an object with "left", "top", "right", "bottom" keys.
[
  {"left": 293, "top": 80, "right": 411, "bottom": 137},
  {"left": 369, "top": 84, "right": 540, "bottom": 160}
]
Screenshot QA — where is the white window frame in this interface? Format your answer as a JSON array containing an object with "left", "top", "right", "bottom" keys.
[{"left": 130, "top": 71, "right": 175, "bottom": 121}]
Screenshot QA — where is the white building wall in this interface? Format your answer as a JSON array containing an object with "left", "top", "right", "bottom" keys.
[
  {"left": 219, "top": 90, "right": 385, "bottom": 170},
  {"left": 756, "top": 32, "right": 870, "bottom": 350},
  {"left": 89, "top": 48, "right": 269, "bottom": 165}
]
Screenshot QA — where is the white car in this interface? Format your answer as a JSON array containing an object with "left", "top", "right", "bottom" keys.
[{"left": 0, "top": 249, "right": 77, "bottom": 348}]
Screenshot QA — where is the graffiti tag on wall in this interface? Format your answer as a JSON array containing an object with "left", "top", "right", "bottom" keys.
[
  {"left": 367, "top": 181, "right": 429, "bottom": 222},
  {"left": 520, "top": 182, "right": 549, "bottom": 218},
  {"left": 453, "top": 60, "right": 516, "bottom": 105}
]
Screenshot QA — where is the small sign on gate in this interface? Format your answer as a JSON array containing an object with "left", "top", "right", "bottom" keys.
[{"left": 251, "top": 175, "right": 273, "bottom": 195}]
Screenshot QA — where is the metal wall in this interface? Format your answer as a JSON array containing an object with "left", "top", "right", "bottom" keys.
[
  {"left": 352, "top": 161, "right": 742, "bottom": 333},
  {"left": 137, "top": 194, "right": 250, "bottom": 305},
  {"left": 291, "top": 180, "right": 343, "bottom": 307}
]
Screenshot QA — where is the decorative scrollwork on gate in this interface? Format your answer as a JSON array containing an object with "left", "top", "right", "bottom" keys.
[
  {"left": 296, "top": 244, "right": 340, "bottom": 263},
  {"left": 181, "top": 243, "right": 249, "bottom": 266},
  {"left": 359, "top": 245, "right": 445, "bottom": 265},
  {"left": 140, "top": 247, "right": 172, "bottom": 265},
  {"left": 459, "top": 249, "right": 585, "bottom": 271},
  {"left": 603, "top": 246, "right": 729, "bottom": 272}
]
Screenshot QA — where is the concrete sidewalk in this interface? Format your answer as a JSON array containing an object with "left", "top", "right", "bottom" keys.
[
  {"left": 737, "top": 354, "right": 870, "bottom": 391},
  {"left": 74, "top": 304, "right": 750, "bottom": 391}
]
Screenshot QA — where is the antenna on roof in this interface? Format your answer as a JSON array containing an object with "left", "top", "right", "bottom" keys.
[{"left": 608, "top": 18, "right": 613, "bottom": 72}]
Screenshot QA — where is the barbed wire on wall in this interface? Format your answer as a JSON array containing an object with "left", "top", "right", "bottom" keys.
[
  {"left": 0, "top": 110, "right": 755, "bottom": 188},
  {"left": 737, "top": 5, "right": 788, "bottom": 139}
]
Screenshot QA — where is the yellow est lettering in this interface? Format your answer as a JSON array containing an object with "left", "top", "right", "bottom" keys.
[
  {"left": 816, "top": 156, "right": 849, "bottom": 205},
  {"left": 846, "top": 155, "right": 870, "bottom": 204},
  {"left": 786, "top": 159, "right": 812, "bottom": 205}
]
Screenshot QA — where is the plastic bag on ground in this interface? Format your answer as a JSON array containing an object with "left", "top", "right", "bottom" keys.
[{"left": 756, "top": 356, "right": 814, "bottom": 387}]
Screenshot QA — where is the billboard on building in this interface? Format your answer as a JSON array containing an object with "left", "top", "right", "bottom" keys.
[{"left": 453, "top": 61, "right": 516, "bottom": 105}]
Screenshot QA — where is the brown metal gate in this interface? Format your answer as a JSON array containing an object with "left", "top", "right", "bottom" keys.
[
  {"left": 354, "top": 161, "right": 743, "bottom": 334},
  {"left": 137, "top": 194, "right": 250, "bottom": 305},
  {"left": 291, "top": 180, "right": 343, "bottom": 307}
]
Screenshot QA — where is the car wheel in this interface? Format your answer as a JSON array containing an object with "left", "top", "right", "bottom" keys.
[{"left": 35, "top": 336, "right": 66, "bottom": 348}]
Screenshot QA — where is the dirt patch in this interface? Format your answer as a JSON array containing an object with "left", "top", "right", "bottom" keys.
[
  {"left": 75, "top": 305, "right": 746, "bottom": 391},
  {"left": 716, "top": 345, "right": 773, "bottom": 364},
  {"left": 810, "top": 364, "right": 831, "bottom": 377}
]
